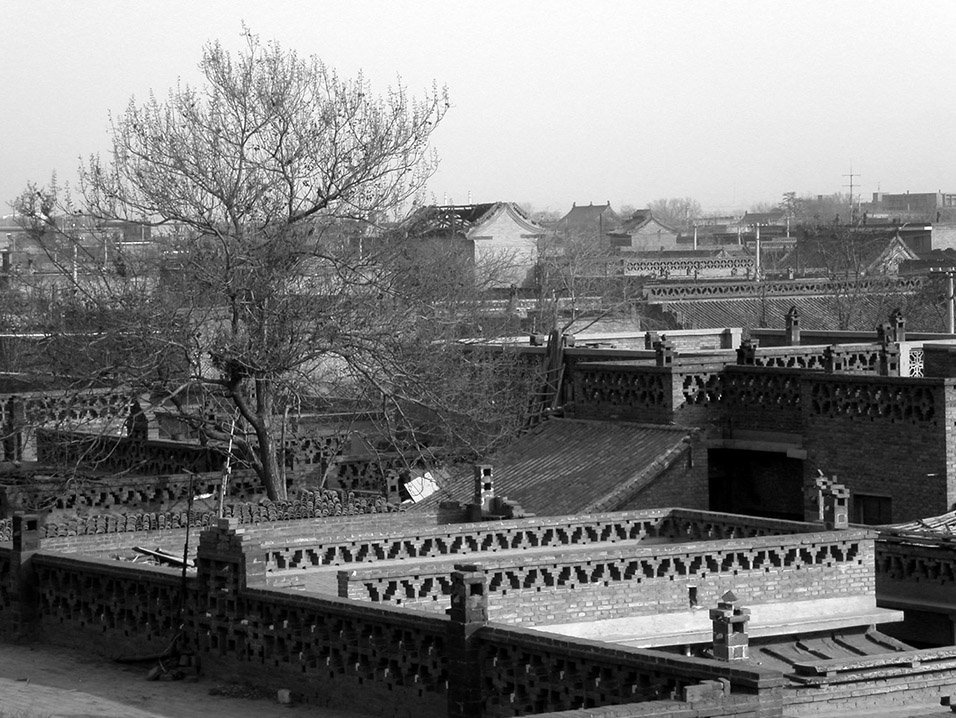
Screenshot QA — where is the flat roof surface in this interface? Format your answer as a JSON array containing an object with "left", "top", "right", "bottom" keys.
[{"left": 533, "top": 596, "right": 903, "bottom": 649}]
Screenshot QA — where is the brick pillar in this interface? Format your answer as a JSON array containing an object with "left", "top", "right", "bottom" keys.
[
  {"left": 891, "top": 308, "right": 906, "bottom": 342},
  {"left": 785, "top": 306, "right": 801, "bottom": 345},
  {"left": 880, "top": 343, "right": 901, "bottom": 377},
  {"left": 194, "top": 518, "right": 264, "bottom": 653},
  {"left": 447, "top": 564, "right": 488, "bottom": 718},
  {"left": 710, "top": 590, "right": 750, "bottom": 661},
  {"left": 736, "top": 339, "right": 759, "bottom": 365},
  {"left": 654, "top": 337, "right": 675, "bottom": 367},
  {"left": 8, "top": 513, "right": 42, "bottom": 638},
  {"left": 469, "top": 464, "right": 494, "bottom": 521},
  {"left": 876, "top": 321, "right": 891, "bottom": 344},
  {"left": 823, "top": 346, "right": 837, "bottom": 373},
  {"left": 823, "top": 483, "right": 850, "bottom": 530}
]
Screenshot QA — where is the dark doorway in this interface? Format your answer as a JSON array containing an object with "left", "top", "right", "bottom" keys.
[{"left": 708, "top": 448, "right": 804, "bottom": 521}]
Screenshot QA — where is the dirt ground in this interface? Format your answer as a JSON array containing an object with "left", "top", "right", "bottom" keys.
[{"left": 0, "top": 641, "right": 370, "bottom": 718}]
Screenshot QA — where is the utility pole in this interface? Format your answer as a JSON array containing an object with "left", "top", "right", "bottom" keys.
[{"left": 843, "top": 167, "right": 860, "bottom": 223}]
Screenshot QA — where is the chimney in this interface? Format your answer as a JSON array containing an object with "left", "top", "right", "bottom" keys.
[{"left": 710, "top": 591, "right": 751, "bottom": 661}]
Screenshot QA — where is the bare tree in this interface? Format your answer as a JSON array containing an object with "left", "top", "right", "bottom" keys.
[
  {"left": 796, "top": 224, "right": 918, "bottom": 330},
  {"left": 647, "top": 197, "right": 701, "bottom": 230},
  {"left": 11, "top": 32, "right": 532, "bottom": 500}
]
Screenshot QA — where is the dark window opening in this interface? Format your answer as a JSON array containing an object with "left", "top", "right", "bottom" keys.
[{"left": 852, "top": 493, "right": 892, "bottom": 525}]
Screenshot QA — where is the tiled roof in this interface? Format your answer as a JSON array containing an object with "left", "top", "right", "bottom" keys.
[
  {"left": 616, "top": 210, "right": 652, "bottom": 233},
  {"left": 414, "top": 418, "right": 694, "bottom": 516},
  {"left": 777, "top": 230, "right": 917, "bottom": 274},
  {"left": 403, "top": 203, "right": 498, "bottom": 237},
  {"left": 560, "top": 203, "right": 620, "bottom": 227},
  {"left": 740, "top": 211, "right": 785, "bottom": 225},
  {"left": 900, "top": 248, "right": 956, "bottom": 273},
  {"left": 887, "top": 509, "right": 956, "bottom": 533}
]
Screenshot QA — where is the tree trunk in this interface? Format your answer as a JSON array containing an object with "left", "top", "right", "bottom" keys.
[
  {"left": 253, "top": 378, "right": 286, "bottom": 501},
  {"left": 255, "top": 420, "right": 286, "bottom": 501},
  {"left": 228, "top": 376, "right": 287, "bottom": 502}
]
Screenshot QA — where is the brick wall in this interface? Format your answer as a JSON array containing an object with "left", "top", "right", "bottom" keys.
[
  {"left": 799, "top": 375, "right": 954, "bottom": 523},
  {"left": 922, "top": 344, "right": 956, "bottom": 378},
  {"left": 340, "top": 529, "right": 876, "bottom": 626},
  {"left": 615, "top": 440, "right": 708, "bottom": 511},
  {"left": 572, "top": 360, "right": 956, "bottom": 523},
  {"left": 260, "top": 508, "right": 811, "bottom": 577},
  {"left": 3, "top": 518, "right": 798, "bottom": 717}
]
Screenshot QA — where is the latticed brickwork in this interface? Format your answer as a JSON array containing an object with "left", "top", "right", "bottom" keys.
[
  {"left": 13, "top": 516, "right": 953, "bottom": 716},
  {"left": 31, "top": 554, "right": 184, "bottom": 654},
  {"left": 573, "top": 365, "right": 674, "bottom": 422},
  {"left": 477, "top": 626, "right": 783, "bottom": 717},
  {"left": 643, "top": 276, "right": 922, "bottom": 302},
  {"left": 0, "top": 488, "right": 399, "bottom": 542},
  {"left": 37, "top": 430, "right": 226, "bottom": 476},
  {"left": 0, "top": 469, "right": 263, "bottom": 516},
  {"left": 623, "top": 256, "right": 757, "bottom": 278},
  {"left": 572, "top": 361, "right": 956, "bottom": 522},
  {"left": 341, "top": 530, "right": 875, "bottom": 626},
  {"left": 262, "top": 509, "right": 811, "bottom": 574}
]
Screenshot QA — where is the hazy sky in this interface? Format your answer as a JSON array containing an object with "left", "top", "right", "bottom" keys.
[{"left": 3, "top": 0, "right": 956, "bottom": 216}]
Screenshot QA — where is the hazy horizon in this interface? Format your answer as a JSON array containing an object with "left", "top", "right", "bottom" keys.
[{"left": 3, "top": 0, "right": 955, "bottom": 217}]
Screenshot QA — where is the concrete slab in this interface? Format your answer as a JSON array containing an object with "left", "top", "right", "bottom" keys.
[{"left": 533, "top": 596, "right": 905, "bottom": 648}]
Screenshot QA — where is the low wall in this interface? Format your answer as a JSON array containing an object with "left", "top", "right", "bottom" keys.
[
  {"left": 0, "top": 488, "right": 405, "bottom": 544},
  {"left": 875, "top": 530, "right": 956, "bottom": 609},
  {"left": 0, "top": 468, "right": 262, "bottom": 517},
  {"left": 0, "top": 518, "right": 797, "bottom": 718},
  {"left": 259, "top": 508, "right": 815, "bottom": 575},
  {"left": 477, "top": 626, "right": 783, "bottom": 718},
  {"left": 339, "top": 529, "right": 875, "bottom": 626},
  {"left": 37, "top": 429, "right": 226, "bottom": 476}
]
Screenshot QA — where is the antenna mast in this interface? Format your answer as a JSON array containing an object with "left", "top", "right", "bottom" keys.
[{"left": 843, "top": 166, "right": 860, "bottom": 222}]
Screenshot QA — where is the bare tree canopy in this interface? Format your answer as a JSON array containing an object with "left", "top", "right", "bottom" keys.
[
  {"left": 646, "top": 197, "right": 701, "bottom": 229},
  {"left": 11, "top": 32, "right": 534, "bottom": 500}
]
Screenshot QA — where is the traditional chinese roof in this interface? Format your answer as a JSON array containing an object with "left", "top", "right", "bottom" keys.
[
  {"left": 404, "top": 202, "right": 545, "bottom": 239},
  {"left": 777, "top": 230, "right": 918, "bottom": 277},
  {"left": 899, "top": 248, "right": 956, "bottom": 275},
  {"left": 610, "top": 210, "right": 678, "bottom": 236},
  {"left": 411, "top": 418, "right": 695, "bottom": 516},
  {"left": 559, "top": 202, "right": 621, "bottom": 230}
]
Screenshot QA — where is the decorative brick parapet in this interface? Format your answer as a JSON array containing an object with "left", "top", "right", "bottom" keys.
[
  {"left": 4, "top": 516, "right": 800, "bottom": 716},
  {"left": 2, "top": 388, "right": 131, "bottom": 461},
  {"left": 0, "top": 468, "right": 261, "bottom": 517},
  {"left": 477, "top": 624, "right": 785, "bottom": 716},
  {"left": 0, "top": 487, "right": 400, "bottom": 543},
  {"left": 36, "top": 429, "right": 226, "bottom": 476},
  {"left": 261, "top": 508, "right": 816, "bottom": 575},
  {"left": 572, "top": 356, "right": 953, "bottom": 432},
  {"left": 738, "top": 343, "right": 881, "bottom": 373},
  {"left": 193, "top": 583, "right": 450, "bottom": 712},
  {"left": 30, "top": 550, "right": 184, "bottom": 651},
  {"left": 339, "top": 529, "right": 876, "bottom": 625},
  {"left": 875, "top": 529, "right": 956, "bottom": 609},
  {"left": 644, "top": 276, "right": 922, "bottom": 303}
]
